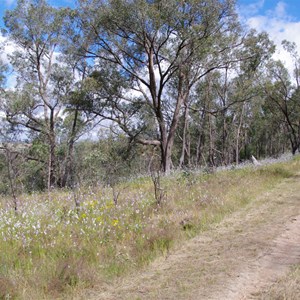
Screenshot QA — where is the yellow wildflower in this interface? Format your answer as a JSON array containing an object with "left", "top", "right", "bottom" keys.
[{"left": 112, "top": 219, "right": 119, "bottom": 227}]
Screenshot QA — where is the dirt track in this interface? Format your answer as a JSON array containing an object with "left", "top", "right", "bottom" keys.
[
  {"left": 83, "top": 174, "right": 300, "bottom": 300},
  {"left": 214, "top": 215, "right": 300, "bottom": 300}
]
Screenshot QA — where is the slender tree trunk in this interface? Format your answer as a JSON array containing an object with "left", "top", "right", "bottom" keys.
[
  {"left": 5, "top": 148, "right": 18, "bottom": 213},
  {"left": 148, "top": 45, "right": 169, "bottom": 173},
  {"left": 162, "top": 141, "right": 173, "bottom": 174},
  {"left": 179, "top": 102, "right": 190, "bottom": 169},
  {"left": 196, "top": 110, "right": 207, "bottom": 167},
  {"left": 220, "top": 110, "right": 230, "bottom": 165},
  {"left": 186, "top": 128, "right": 191, "bottom": 167},
  {"left": 61, "top": 109, "right": 79, "bottom": 188},
  {"left": 220, "top": 66, "right": 229, "bottom": 165},
  {"left": 48, "top": 139, "right": 56, "bottom": 190},
  {"left": 48, "top": 110, "right": 56, "bottom": 191},
  {"left": 235, "top": 102, "right": 246, "bottom": 165},
  {"left": 196, "top": 132, "right": 204, "bottom": 166},
  {"left": 291, "top": 140, "right": 298, "bottom": 155},
  {"left": 160, "top": 71, "right": 188, "bottom": 174},
  {"left": 208, "top": 113, "right": 215, "bottom": 167}
]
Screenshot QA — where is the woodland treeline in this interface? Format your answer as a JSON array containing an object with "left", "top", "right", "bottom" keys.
[{"left": 0, "top": 0, "right": 300, "bottom": 194}]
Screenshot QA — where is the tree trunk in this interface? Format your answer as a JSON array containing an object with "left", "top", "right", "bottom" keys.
[
  {"left": 5, "top": 148, "right": 18, "bottom": 213},
  {"left": 61, "top": 109, "right": 79, "bottom": 188},
  {"left": 47, "top": 110, "right": 56, "bottom": 191},
  {"left": 235, "top": 102, "right": 245, "bottom": 165},
  {"left": 48, "top": 139, "right": 56, "bottom": 190},
  {"left": 162, "top": 141, "right": 173, "bottom": 174},
  {"left": 179, "top": 102, "right": 190, "bottom": 169},
  {"left": 196, "top": 109, "right": 207, "bottom": 167},
  {"left": 221, "top": 113, "right": 227, "bottom": 165},
  {"left": 158, "top": 70, "right": 188, "bottom": 174},
  {"left": 208, "top": 113, "right": 215, "bottom": 167}
]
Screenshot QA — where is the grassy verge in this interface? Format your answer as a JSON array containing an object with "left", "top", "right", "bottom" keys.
[
  {"left": 0, "top": 157, "right": 299, "bottom": 299},
  {"left": 258, "top": 266, "right": 300, "bottom": 299}
]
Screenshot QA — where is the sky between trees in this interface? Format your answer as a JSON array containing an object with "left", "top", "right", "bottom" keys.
[{"left": 1, "top": 0, "right": 300, "bottom": 84}]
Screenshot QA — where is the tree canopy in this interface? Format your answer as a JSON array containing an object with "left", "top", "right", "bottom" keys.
[{"left": 0, "top": 0, "right": 299, "bottom": 193}]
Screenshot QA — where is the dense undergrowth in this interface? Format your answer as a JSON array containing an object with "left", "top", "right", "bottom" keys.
[{"left": 0, "top": 156, "right": 299, "bottom": 299}]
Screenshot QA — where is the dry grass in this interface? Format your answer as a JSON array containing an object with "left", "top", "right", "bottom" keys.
[
  {"left": 0, "top": 276, "right": 18, "bottom": 300},
  {"left": 84, "top": 159, "right": 300, "bottom": 300},
  {"left": 258, "top": 266, "right": 300, "bottom": 300},
  {"left": 0, "top": 156, "right": 299, "bottom": 299}
]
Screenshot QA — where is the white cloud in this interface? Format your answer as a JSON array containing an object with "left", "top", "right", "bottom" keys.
[
  {"left": 238, "top": 0, "right": 265, "bottom": 18},
  {"left": 5, "top": 0, "right": 15, "bottom": 7},
  {"left": 241, "top": 1, "right": 300, "bottom": 75},
  {"left": 273, "top": 1, "right": 287, "bottom": 19},
  {"left": 0, "top": 35, "right": 14, "bottom": 65},
  {"left": 1, "top": 34, "right": 20, "bottom": 89}
]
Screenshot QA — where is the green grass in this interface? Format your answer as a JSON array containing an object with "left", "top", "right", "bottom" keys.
[{"left": 0, "top": 158, "right": 299, "bottom": 299}]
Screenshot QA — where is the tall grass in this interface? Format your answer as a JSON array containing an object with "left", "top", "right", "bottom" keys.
[{"left": 0, "top": 157, "right": 299, "bottom": 299}]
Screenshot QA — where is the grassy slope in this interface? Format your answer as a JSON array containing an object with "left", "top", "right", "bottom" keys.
[{"left": 0, "top": 156, "right": 300, "bottom": 299}]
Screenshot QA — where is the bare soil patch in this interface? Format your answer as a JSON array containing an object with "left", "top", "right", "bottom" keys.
[
  {"left": 81, "top": 174, "right": 300, "bottom": 300},
  {"left": 214, "top": 215, "right": 300, "bottom": 300}
]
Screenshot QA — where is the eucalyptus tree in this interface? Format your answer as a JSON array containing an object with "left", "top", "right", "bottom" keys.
[
  {"left": 182, "top": 30, "right": 274, "bottom": 166},
  {"left": 1, "top": 0, "right": 76, "bottom": 189},
  {"left": 0, "top": 62, "right": 6, "bottom": 89},
  {"left": 257, "top": 40, "right": 300, "bottom": 156},
  {"left": 220, "top": 31, "right": 275, "bottom": 164},
  {"left": 72, "top": 0, "right": 245, "bottom": 173},
  {"left": 263, "top": 58, "right": 300, "bottom": 155},
  {"left": 56, "top": 58, "right": 97, "bottom": 188}
]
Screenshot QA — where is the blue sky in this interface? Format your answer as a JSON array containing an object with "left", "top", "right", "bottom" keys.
[
  {"left": 236, "top": 1, "right": 300, "bottom": 71},
  {"left": 1, "top": 1, "right": 300, "bottom": 29},
  {"left": 1, "top": 1, "right": 300, "bottom": 18},
  {"left": 238, "top": 0, "right": 300, "bottom": 17},
  {"left": 1, "top": 1, "right": 300, "bottom": 25},
  {"left": 0, "top": 0, "right": 74, "bottom": 25}
]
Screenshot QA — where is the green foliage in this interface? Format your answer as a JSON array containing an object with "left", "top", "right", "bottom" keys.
[
  {"left": 0, "top": 57, "right": 7, "bottom": 88},
  {"left": 0, "top": 0, "right": 297, "bottom": 187}
]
